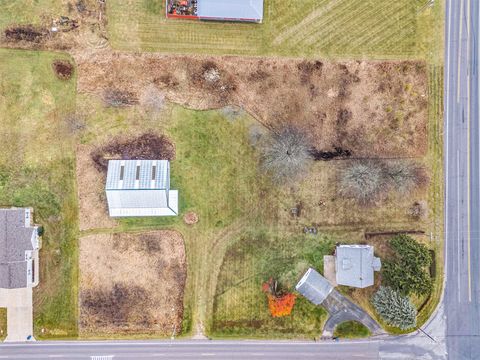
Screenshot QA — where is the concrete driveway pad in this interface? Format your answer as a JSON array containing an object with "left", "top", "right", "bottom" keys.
[{"left": 0, "top": 287, "right": 34, "bottom": 342}]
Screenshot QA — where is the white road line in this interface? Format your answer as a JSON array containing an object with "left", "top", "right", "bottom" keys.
[
  {"left": 466, "top": 0, "right": 472, "bottom": 303},
  {"left": 445, "top": 0, "right": 452, "bottom": 278},
  {"left": 457, "top": 0, "right": 464, "bottom": 103},
  {"left": 457, "top": 149, "right": 462, "bottom": 303}
]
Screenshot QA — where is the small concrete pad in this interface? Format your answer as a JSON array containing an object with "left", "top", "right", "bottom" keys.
[
  {"left": 0, "top": 287, "right": 34, "bottom": 342},
  {"left": 323, "top": 255, "right": 337, "bottom": 287}
]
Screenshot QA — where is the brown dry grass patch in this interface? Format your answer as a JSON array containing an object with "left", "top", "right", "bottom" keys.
[
  {"left": 79, "top": 230, "right": 186, "bottom": 336},
  {"left": 76, "top": 52, "right": 428, "bottom": 158},
  {"left": 76, "top": 144, "right": 117, "bottom": 231}
]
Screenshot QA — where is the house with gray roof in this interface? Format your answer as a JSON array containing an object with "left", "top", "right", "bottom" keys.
[
  {"left": 0, "top": 208, "right": 41, "bottom": 289},
  {"left": 335, "top": 245, "right": 381, "bottom": 288},
  {"left": 105, "top": 160, "right": 179, "bottom": 217},
  {"left": 295, "top": 268, "right": 333, "bottom": 305}
]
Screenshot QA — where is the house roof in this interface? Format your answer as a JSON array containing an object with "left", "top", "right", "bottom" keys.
[
  {"left": 335, "top": 245, "right": 381, "bottom": 288},
  {"left": 197, "top": 0, "right": 264, "bottom": 21},
  {"left": 295, "top": 268, "right": 333, "bottom": 305},
  {"left": 0, "top": 208, "right": 37, "bottom": 289},
  {"left": 105, "top": 160, "right": 178, "bottom": 217}
]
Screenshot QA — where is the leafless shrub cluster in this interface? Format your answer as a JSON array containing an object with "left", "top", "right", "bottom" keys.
[
  {"left": 103, "top": 88, "right": 138, "bottom": 107},
  {"left": 407, "top": 201, "right": 427, "bottom": 220},
  {"left": 261, "top": 126, "right": 312, "bottom": 184},
  {"left": 339, "top": 160, "right": 428, "bottom": 204},
  {"left": 386, "top": 161, "right": 428, "bottom": 194},
  {"left": 139, "top": 84, "right": 165, "bottom": 114},
  {"left": 339, "top": 160, "right": 386, "bottom": 203}
]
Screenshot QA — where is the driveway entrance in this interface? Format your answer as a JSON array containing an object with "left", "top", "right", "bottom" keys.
[{"left": 0, "top": 287, "right": 34, "bottom": 342}]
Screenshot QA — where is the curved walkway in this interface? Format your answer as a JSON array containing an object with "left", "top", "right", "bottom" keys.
[{"left": 321, "top": 289, "right": 384, "bottom": 337}]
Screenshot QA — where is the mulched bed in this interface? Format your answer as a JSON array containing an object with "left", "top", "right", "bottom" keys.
[
  {"left": 52, "top": 60, "right": 74, "bottom": 80},
  {"left": 91, "top": 133, "right": 176, "bottom": 172},
  {"left": 4, "top": 25, "right": 47, "bottom": 43}
]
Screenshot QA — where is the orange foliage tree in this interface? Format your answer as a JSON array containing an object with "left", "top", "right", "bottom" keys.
[{"left": 262, "top": 278, "right": 297, "bottom": 317}]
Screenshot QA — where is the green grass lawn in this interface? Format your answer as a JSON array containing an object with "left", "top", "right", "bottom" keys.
[
  {"left": 334, "top": 321, "right": 371, "bottom": 339},
  {"left": 0, "top": 308, "right": 6, "bottom": 340},
  {"left": 0, "top": 0, "right": 64, "bottom": 30},
  {"left": 0, "top": 49, "right": 78, "bottom": 338},
  {"left": 107, "top": 0, "right": 441, "bottom": 59},
  {"left": 211, "top": 231, "right": 335, "bottom": 338}
]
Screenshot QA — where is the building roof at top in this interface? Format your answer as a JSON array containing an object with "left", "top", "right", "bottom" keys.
[
  {"left": 295, "top": 268, "right": 333, "bottom": 305},
  {"left": 335, "top": 245, "right": 381, "bottom": 288},
  {"left": 0, "top": 208, "right": 37, "bottom": 289},
  {"left": 106, "top": 160, "right": 170, "bottom": 190},
  {"left": 197, "top": 0, "right": 264, "bottom": 21}
]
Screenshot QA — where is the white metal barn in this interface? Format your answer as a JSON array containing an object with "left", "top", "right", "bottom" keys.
[{"left": 105, "top": 160, "right": 178, "bottom": 217}]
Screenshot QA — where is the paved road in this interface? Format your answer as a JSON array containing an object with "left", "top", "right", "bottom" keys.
[
  {"left": 444, "top": 0, "right": 480, "bottom": 358},
  {"left": 0, "top": 340, "right": 381, "bottom": 360}
]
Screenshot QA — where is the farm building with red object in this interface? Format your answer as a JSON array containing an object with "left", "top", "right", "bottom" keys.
[{"left": 166, "top": 0, "right": 264, "bottom": 23}]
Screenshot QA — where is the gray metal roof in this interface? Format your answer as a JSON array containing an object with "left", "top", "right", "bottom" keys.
[
  {"left": 106, "top": 160, "right": 170, "bottom": 190},
  {"left": 0, "top": 208, "right": 37, "bottom": 289},
  {"left": 335, "top": 245, "right": 381, "bottom": 288},
  {"left": 295, "top": 268, "right": 333, "bottom": 305},
  {"left": 197, "top": 0, "right": 264, "bottom": 22},
  {"left": 105, "top": 160, "right": 178, "bottom": 217}
]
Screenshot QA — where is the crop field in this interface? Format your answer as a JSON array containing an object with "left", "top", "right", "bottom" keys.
[
  {"left": 107, "top": 0, "right": 439, "bottom": 59},
  {"left": 0, "top": 49, "right": 78, "bottom": 338}
]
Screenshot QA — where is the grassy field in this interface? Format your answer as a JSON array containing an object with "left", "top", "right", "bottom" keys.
[
  {"left": 0, "top": 0, "right": 64, "bottom": 30},
  {"left": 76, "top": 99, "right": 275, "bottom": 335},
  {"left": 0, "top": 49, "right": 78, "bottom": 338},
  {"left": 107, "top": 0, "right": 440, "bottom": 59},
  {"left": 211, "top": 231, "right": 334, "bottom": 338}
]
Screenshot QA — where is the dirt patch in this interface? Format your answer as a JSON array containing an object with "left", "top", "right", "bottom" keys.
[
  {"left": 75, "top": 53, "right": 428, "bottom": 157},
  {"left": 91, "top": 133, "right": 176, "bottom": 173},
  {"left": 184, "top": 211, "right": 199, "bottom": 225},
  {"left": 79, "top": 230, "right": 187, "bottom": 335},
  {"left": 52, "top": 60, "right": 74, "bottom": 80}
]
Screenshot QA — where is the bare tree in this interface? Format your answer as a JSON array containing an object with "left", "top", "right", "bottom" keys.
[
  {"left": 339, "top": 161, "right": 387, "bottom": 203},
  {"left": 339, "top": 160, "right": 428, "bottom": 204},
  {"left": 385, "top": 161, "right": 427, "bottom": 194},
  {"left": 261, "top": 126, "right": 312, "bottom": 184}
]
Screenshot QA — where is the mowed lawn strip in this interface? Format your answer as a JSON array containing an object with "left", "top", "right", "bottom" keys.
[
  {"left": 107, "top": 0, "right": 439, "bottom": 59},
  {"left": 0, "top": 49, "right": 78, "bottom": 338}
]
